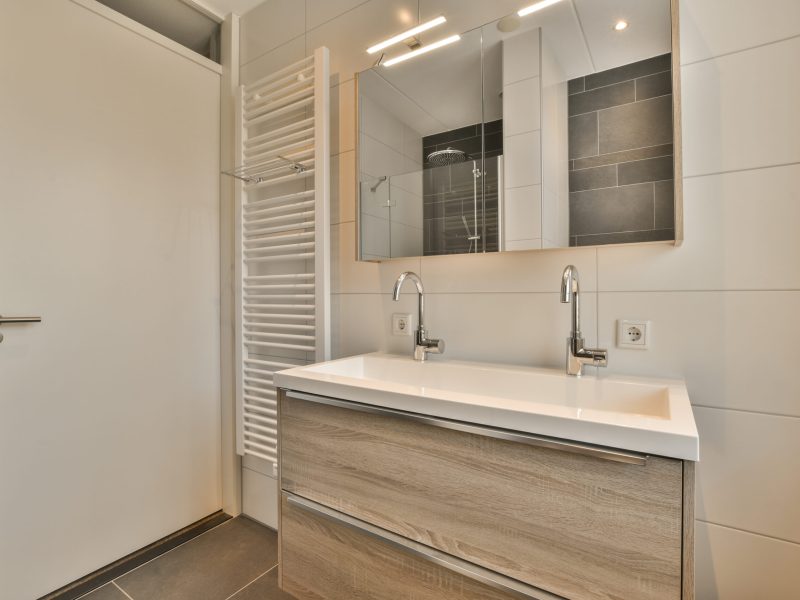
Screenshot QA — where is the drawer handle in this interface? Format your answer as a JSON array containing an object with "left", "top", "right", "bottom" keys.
[
  {"left": 286, "top": 494, "right": 567, "bottom": 600},
  {"left": 284, "top": 390, "right": 648, "bottom": 466}
]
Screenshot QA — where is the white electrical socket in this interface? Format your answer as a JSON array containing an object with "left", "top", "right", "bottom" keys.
[
  {"left": 392, "top": 313, "right": 413, "bottom": 336},
  {"left": 617, "top": 320, "right": 651, "bottom": 349}
]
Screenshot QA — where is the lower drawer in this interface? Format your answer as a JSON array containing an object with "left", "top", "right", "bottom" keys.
[{"left": 279, "top": 493, "right": 561, "bottom": 600}]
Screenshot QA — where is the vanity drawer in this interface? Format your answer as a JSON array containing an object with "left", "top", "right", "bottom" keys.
[
  {"left": 280, "top": 391, "right": 685, "bottom": 600},
  {"left": 280, "top": 492, "right": 554, "bottom": 600}
]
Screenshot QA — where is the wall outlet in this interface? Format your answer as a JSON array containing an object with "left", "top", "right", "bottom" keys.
[
  {"left": 617, "top": 320, "right": 651, "bottom": 349},
  {"left": 392, "top": 313, "right": 413, "bottom": 336}
]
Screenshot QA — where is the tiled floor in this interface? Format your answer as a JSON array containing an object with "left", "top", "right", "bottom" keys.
[{"left": 79, "top": 517, "right": 293, "bottom": 600}]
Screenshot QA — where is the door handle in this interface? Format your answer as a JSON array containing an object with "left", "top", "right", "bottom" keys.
[
  {"left": 0, "top": 315, "right": 41, "bottom": 343},
  {"left": 0, "top": 316, "right": 42, "bottom": 324}
]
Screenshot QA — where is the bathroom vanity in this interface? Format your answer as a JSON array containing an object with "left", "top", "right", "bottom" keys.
[{"left": 274, "top": 354, "right": 699, "bottom": 600}]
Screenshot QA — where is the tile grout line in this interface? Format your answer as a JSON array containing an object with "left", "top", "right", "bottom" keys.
[
  {"left": 698, "top": 519, "right": 800, "bottom": 547},
  {"left": 684, "top": 160, "right": 800, "bottom": 180},
  {"left": 691, "top": 404, "right": 800, "bottom": 421},
  {"left": 222, "top": 564, "right": 278, "bottom": 600},
  {"left": 680, "top": 32, "right": 800, "bottom": 68},
  {"left": 112, "top": 581, "right": 135, "bottom": 600}
]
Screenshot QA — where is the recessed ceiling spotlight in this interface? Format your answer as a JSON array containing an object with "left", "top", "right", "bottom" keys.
[
  {"left": 518, "top": 0, "right": 565, "bottom": 18},
  {"left": 614, "top": 20, "right": 629, "bottom": 31},
  {"left": 382, "top": 34, "right": 461, "bottom": 67},
  {"left": 367, "top": 16, "right": 447, "bottom": 54}
]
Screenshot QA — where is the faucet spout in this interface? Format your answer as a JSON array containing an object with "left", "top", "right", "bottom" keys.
[
  {"left": 559, "top": 265, "right": 607, "bottom": 376},
  {"left": 392, "top": 271, "right": 444, "bottom": 361}
]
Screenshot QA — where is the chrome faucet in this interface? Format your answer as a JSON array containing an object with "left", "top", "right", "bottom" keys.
[
  {"left": 392, "top": 271, "right": 444, "bottom": 361},
  {"left": 560, "top": 265, "right": 608, "bottom": 376}
]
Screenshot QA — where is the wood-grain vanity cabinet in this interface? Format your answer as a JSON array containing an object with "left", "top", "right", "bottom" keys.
[{"left": 277, "top": 390, "right": 695, "bottom": 600}]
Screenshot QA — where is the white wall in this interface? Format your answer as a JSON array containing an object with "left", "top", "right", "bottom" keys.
[
  {"left": 502, "top": 28, "right": 543, "bottom": 250},
  {"left": 0, "top": 1, "right": 222, "bottom": 598},
  {"left": 239, "top": 1, "right": 800, "bottom": 595}
]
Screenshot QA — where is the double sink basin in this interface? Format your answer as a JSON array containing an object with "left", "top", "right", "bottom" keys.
[{"left": 274, "top": 352, "right": 699, "bottom": 461}]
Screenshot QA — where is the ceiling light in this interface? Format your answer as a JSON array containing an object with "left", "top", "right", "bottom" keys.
[
  {"left": 518, "top": 0, "right": 564, "bottom": 17},
  {"left": 614, "top": 20, "right": 629, "bottom": 31},
  {"left": 383, "top": 34, "right": 461, "bottom": 67},
  {"left": 367, "top": 16, "right": 447, "bottom": 54}
]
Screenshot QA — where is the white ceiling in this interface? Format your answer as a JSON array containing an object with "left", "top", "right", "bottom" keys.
[{"left": 361, "top": 0, "right": 671, "bottom": 136}]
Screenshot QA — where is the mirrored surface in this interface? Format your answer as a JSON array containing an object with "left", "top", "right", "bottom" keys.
[{"left": 357, "top": 0, "right": 676, "bottom": 260}]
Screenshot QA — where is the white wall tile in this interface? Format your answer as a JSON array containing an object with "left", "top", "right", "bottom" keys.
[
  {"left": 424, "top": 292, "right": 597, "bottom": 369},
  {"left": 597, "top": 165, "right": 800, "bottom": 291},
  {"left": 503, "top": 76, "right": 541, "bottom": 137},
  {"left": 331, "top": 150, "right": 356, "bottom": 225},
  {"left": 332, "top": 221, "right": 420, "bottom": 293},
  {"left": 504, "top": 131, "right": 542, "bottom": 188},
  {"left": 506, "top": 238, "right": 543, "bottom": 251},
  {"left": 361, "top": 95, "right": 404, "bottom": 152},
  {"left": 597, "top": 291, "right": 800, "bottom": 417},
  {"left": 359, "top": 213, "right": 390, "bottom": 258},
  {"left": 504, "top": 185, "right": 542, "bottom": 243},
  {"left": 696, "top": 522, "right": 800, "bottom": 600},
  {"left": 502, "top": 27, "right": 540, "bottom": 85},
  {"left": 420, "top": 246, "right": 597, "bottom": 294},
  {"left": 242, "top": 467, "right": 277, "bottom": 528},
  {"left": 332, "top": 78, "right": 356, "bottom": 155},
  {"left": 240, "top": 0, "right": 305, "bottom": 65},
  {"left": 306, "top": 0, "right": 418, "bottom": 83},
  {"left": 679, "top": 0, "right": 800, "bottom": 65},
  {"left": 331, "top": 293, "right": 385, "bottom": 358},
  {"left": 682, "top": 36, "right": 800, "bottom": 177},
  {"left": 306, "top": 0, "right": 369, "bottom": 31},
  {"left": 694, "top": 407, "right": 800, "bottom": 543},
  {"left": 240, "top": 35, "right": 306, "bottom": 85}
]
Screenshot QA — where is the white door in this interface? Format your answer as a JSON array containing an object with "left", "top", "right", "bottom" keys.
[{"left": 0, "top": 2, "right": 222, "bottom": 598}]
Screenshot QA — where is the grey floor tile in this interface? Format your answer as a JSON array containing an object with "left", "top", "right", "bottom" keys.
[
  {"left": 228, "top": 568, "right": 295, "bottom": 600},
  {"left": 78, "top": 583, "right": 130, "bottom": 600},
  {"left": 116, "top": 517, "right": 278, "bottom": 600}
]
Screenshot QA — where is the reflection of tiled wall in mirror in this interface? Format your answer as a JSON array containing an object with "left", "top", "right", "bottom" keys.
[
  {"left": 568, "top": 54, "right": 674, "bottom": 246},
  {"left": 421, "top": 122, "right": 502, "bottom": 256},
  {"left": 359, "top": 95, "right": 424, "bottom": 259}
]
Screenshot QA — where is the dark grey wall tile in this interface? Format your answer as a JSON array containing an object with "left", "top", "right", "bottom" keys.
[
  {"left": 570, "top": 183, "right": 654, "bottom": 236},
  {"left": 574, "top": 228, "right": 674, "bottom": 246},
  {"left": 636, "top": 71, "right": 672, "bottom": 100},
  {"left": 572, "top": 144, "right": 673, "bottom": 170},
  {"left": 598, "top": 94, "right": 673, "bottom": 154},
  {"left": 423, "top": 124, "right": 477, "bottom": 147},
  {"left": 584, "top": 53, "right": 671, "bottom": 90},
  {"left": 568, "top": 77, "right": 585, "bottom": 95},
  {"left": 617, "top": 155, "right": 674, "bottom": 185},
  {"left": 569, "top": 164, "right": 617, "bottom": 192},
  {"left": 484, "top": 119, "right": 503, "bottom": 134},
  {"left": 655, "top": 180, "right": 675, "bottom": 229},
  {"left": 568, "top": 80, "right": 635, "bottom": 116},
  {"left": 569, "top": 112, "right": 598, "bottom": 159}
]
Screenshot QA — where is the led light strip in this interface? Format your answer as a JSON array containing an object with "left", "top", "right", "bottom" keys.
[
  {"left": 382, "top": 34, "right": 461, "bottom": 67},
  {"left": 518, "top": 0, "right": 565, "bottom": 17},
  {"left": 367, "top": 16, "right": 447, "bottom": 54}
]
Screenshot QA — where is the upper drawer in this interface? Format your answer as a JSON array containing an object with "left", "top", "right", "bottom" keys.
[{"left": 280, "top": 391, "right": 684, "bottom": 600}]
